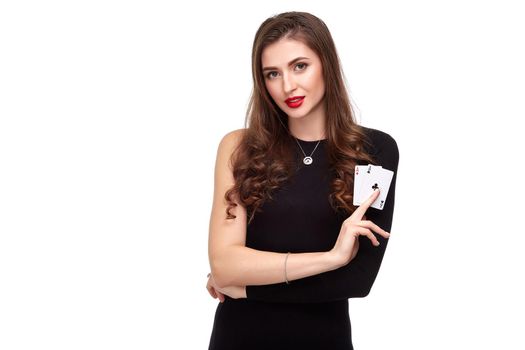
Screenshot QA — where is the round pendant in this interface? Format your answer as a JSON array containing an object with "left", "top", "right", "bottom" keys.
[{"left": 303, "top": 156, "right": 313, "bottom": 165}]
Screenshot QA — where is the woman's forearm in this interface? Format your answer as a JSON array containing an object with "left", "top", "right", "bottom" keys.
[{"left": 210, "top": 246, "right": 341, "bottom": 288}]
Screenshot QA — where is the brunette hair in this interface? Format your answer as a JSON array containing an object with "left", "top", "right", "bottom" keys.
[{"left": 225, "top": 11, "right": 376, "bottom": 224}]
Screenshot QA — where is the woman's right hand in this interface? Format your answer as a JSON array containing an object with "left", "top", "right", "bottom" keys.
[
  {"left": 330, "top": 189, "right": 390, "bottom": 267},
  {"left": 206, "top": 273, "right": 226, "bottom": 303}
]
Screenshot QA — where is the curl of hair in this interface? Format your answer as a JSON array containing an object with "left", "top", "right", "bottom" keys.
[{"left": 225, "top": 12, "right": 377, "bottom": 225}]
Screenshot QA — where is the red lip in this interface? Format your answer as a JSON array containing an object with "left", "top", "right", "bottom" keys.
[
  {"left": 285, "top": 96, "right": 305, "bottom": 108},
  {"left": 285, "top": 96, "right": 305, "bottom": 103}
]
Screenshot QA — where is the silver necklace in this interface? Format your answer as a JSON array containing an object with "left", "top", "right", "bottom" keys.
[
  {"left": 274, "top": 114, "right": 324, "bottom": 165},
  {"left": 293, "top": 137, "right": 322, "bottom": 165}
]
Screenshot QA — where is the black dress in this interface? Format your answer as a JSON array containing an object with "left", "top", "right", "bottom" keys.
[{"left": 208, "top": 127, "right": 399, "bottom": 350}]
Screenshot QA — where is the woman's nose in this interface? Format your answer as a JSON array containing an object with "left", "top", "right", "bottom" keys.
[{"left": 282, "top": 73, "right": 297, "bottom": 94}]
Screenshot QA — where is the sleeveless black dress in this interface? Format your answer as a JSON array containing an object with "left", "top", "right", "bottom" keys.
[{"left": 208, "top": 127, "right": 399, "bottom": 350}]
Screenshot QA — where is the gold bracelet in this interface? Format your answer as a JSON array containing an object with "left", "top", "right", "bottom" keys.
[{"left": 284, "top": 252, "right": 290, "bottom": 284}]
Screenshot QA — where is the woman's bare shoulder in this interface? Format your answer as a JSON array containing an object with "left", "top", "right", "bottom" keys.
[
  {"left": 212, "top": 129, "right": 247, "bottom": 177},
  {"left": 221, "top": 128, "right": 246, "bottom": 144},
  {"left": 217, "top": 128, "right": 247, "bottom": 159}
]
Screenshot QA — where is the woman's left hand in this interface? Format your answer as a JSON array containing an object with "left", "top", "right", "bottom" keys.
[{"left": 206, "top": 273, "right": 247, "bottom": 302}]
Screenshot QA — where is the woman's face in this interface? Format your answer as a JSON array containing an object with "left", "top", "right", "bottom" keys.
[{"left": 261, "top": 38, "right": 325, "bottom": 120}]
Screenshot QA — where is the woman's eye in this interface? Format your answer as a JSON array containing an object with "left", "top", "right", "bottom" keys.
[
  {"left": 296, "top": 63, "right": 307, "bottom": 70},
  {"left": 266, "top": 63, "right": 307, "bottom": 79}
]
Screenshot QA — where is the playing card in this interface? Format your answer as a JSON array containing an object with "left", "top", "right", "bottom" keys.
[
  {"left": 353, "top": 164, "right": 382, "bottom": 206},
  {"left": 355, "top": 164, "right": 393, "bottom": 210},
  {"left": 352, "top": 165, "right": 366, "bottom": 206}
]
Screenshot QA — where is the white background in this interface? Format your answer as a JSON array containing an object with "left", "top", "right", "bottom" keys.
[{"left": 1, "top": 1, "right": 524, "bottom": 349}]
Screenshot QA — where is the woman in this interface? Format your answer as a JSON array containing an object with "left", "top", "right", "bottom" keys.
[{"left": 206, "top": 11, "right": 399, "bottom": 350}]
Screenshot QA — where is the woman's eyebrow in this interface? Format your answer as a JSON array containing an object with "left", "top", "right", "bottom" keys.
[{"left": 262, "top": 57, "right": 310, "bottom": 71}]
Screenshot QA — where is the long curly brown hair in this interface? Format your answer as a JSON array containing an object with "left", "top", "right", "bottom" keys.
[{"left": 225, "top": 11, "right": 376, "bottom": 225}]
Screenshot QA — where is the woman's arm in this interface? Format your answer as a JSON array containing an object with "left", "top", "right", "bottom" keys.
[
  {"left": 208, "top": 129, "right": 341, "bottom": 289},
  {"left": 245, "top": 131, "right": 399, "bottom": 303}
]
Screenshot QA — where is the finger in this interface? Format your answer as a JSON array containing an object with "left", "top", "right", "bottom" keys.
[
  {"left": 351, "top": 189, "right": 380, "bottom": 220},
  {"left": 217, "top": 291, "right": 225, "bottom": 303},
  {"left": 207, "top": 285, "right": 218, "bottom": 299},
  {"left": 206, "top": 280, "right": 214, "bottom": 294},
  {"left": 354, "top": 226, "right": 380, "bottom": 246},
  {"left": 355, "top": 220, "right": 390, "bottom": 238}
]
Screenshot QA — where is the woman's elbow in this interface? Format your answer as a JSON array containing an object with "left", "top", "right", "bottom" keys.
[
  {"left": 357, "top": 281, "right": 375, "bottom": 298},
  {"left": 209, "top": 257, "right": 231, "bottom": 289}
]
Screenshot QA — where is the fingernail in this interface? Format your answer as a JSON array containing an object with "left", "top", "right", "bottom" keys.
[{"left": 375, "top": 241, "right": 380, "bottom": 246}]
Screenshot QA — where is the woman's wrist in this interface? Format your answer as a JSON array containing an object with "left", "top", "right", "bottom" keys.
[{"left": 324, "top": 250, "right": 345, "bottom": 270}]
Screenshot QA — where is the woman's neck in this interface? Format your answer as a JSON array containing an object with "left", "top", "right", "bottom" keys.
[{"left": 287, "top": 113, "right": 326, "bottom": 141}]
